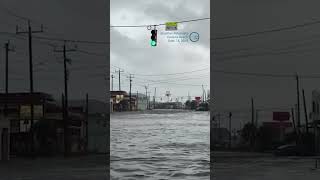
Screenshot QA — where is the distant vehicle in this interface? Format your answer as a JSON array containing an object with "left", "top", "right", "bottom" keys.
[
  {"left": 274, "top": 144, "right": 298, "bottom": 156},
  {"left": 274, "top": 144, "right": 314, "bottom": 156}
]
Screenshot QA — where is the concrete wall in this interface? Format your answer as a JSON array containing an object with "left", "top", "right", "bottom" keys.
[
  {"left": 137, "top": 97, "right": 147, "bottom": 110},
  {"left": 88, "top": 114, "right": 107, "bottom": 153}
]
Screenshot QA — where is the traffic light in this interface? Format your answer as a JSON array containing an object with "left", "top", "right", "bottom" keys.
[{"left": 150, "top": 29, "right": 157, "bottom": 46}]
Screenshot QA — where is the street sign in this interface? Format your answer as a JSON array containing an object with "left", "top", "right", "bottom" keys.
[
  {"left": 273, "top": 112, "right": 290, "bottom": 121},
  {"left": 165, "top": 22, "right": 178, "bottom": 31}
]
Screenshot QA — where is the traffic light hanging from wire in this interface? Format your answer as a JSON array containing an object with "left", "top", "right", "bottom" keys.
[{"left": 150, "top": 29, "right": 157, "bottom": 46}]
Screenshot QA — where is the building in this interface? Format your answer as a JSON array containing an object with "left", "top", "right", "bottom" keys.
[
  {"left": 156, "top": 102, "right": 183, "bottom": 109},
  {"left": 0, "top": 92, "right": 86, "bottom": 157},
  {"left": 110, "top": 91, "right": 147, "bottom": 112},
  {"left": 212, "top": 128, "right": 230, "bottom": 148},
  {"left": 136, "top": 93, "right": 148, "bottom": 110},
  {"left": 68, "top": 99, "right": 108, "bottom": 154}
]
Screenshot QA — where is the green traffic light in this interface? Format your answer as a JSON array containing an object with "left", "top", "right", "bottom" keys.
[{"left": 150, "top": 40, "right": 157, "bottom": 46}]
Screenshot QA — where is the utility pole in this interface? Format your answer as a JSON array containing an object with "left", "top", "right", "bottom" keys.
[
  {"left": 136, "top": 91, "right": 139, "bottom": 111},
  {"left": 16, "top": 20, "right": 43, "bottom": 157},
  {"left": 255, "top": 109, "right": 259, "bottom": 127},
  {"left": 54, "top": 41, "right": 76, "bottom": 157},
  {"left": 251, "top": 98, "right": 254, "bottom": 125},
  {"left": 85, "top": 93, "right": 89, "bottom": 153},
  {"left": 302, "top": 89, "right": 309, "bottom": 133},
  {"left": 111, "top": 74, "right": 114, "bottom": 91},
  {"left": 291, "top": 107, "right": 297, "bottom": 134},
  {"left": 218, "top": 113, "right": 221, "bottom": 128},
  {"left": 202, "top": 85, "right": 205, "bottom": 102},
  {"left": 115, "top": 69, "right": 124, "bottom": 91},
  {"left": 251, "top": 97, "right": 255, "bottom": 150},
  {"left": 127, "top": 74, "right": 134, "bottom": 111},
  {"left": 145, "top": 85, "right": 148, "bottom": 110},
  {"left": 4, "top": 41, "right": 14, "bottom": 117},
  {"left": 153, "top": 87, "right": 156, "bottom": 109},
  {"left": 148, "top": 91, "right": 151, "bottom": 110},
  {"left": 296, "top": 73, "right": 301, "bottom": 132},
  {"left": 229, "top": 112, "right": 232, "bottom": 149}
]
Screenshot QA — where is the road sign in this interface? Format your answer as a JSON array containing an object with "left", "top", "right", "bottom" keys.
[
  {"left": 273, "top": 112, "right": 290, "bottom": 121},
  {"left": 165, "top": 22, "right": 178, "bottom": 31}
]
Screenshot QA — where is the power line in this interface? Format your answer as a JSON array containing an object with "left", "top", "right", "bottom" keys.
[
  {"left": 214, "top": 47, "right": 320, "bottom": 62},
  {"left": 213, "top": 69, "right": 320, "bottom": 79},
  {"left": 133, "top": 68, "right": 209, "bottom": 76},
  {"left": 0, "top": 31, "right": 109, "bottom": 45},
  {"left": 212, "top": 19, "right": 320, "bottom": 40},
  {"left": 32, "top": 35, "right": 110, "bottom": 45},
  {"left": 0, "top": 2, "right": 30, "bottom": 21},
  {"left": 110, "top": 17, "right": 210, "bottom": 28}
]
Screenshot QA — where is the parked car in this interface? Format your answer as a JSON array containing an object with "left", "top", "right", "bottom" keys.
[{"left": 274, "top": 144, "right": 315, "bottom": 156}]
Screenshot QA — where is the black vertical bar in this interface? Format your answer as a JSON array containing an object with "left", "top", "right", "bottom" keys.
[
  {"left": 63, "top": 43, "right": 69, "bottom": 156},
  {"left": 28, "top": 20, "right": 35, "bottom": 157},
  {"left": 86, "top": 93, "right": 89, "bottom": 153}
]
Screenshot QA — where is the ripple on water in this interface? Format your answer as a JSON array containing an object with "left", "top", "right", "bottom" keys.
[{"left": 111, "top": 111, "right": 210, "bottom": 179}]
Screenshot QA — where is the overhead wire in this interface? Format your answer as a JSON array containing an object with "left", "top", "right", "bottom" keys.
[
  {"left": 110, "top": 17, "right": 210, "bottom": 28},
  {"left": 212, "top": 18, "right": 320, "bottom": 40}
]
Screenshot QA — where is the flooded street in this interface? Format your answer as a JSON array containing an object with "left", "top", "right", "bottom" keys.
[{"left": 110, "top": 109, "right": 210, "bottom": 180}]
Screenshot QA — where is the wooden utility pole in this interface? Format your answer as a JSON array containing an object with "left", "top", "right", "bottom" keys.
[
  {"left": 302, "top": 89, "right": 309, "bottom": 133},
  {"left": 111, "top": 74, "right": 114, "bottom": 91},
  {"left": 153, "top": 87, "right": 156, "bottom": 109},
  {"left": 16, "top": 20, "right": 43, "bottom": 157},
  {"left": 296, "top": 73, "right": 301, "bottom": 131},
  {"left": 148, "top": 91, "right": 151, "bottom": 110},
  {"left": 115, "top": 69, "right": 124, "bottom": 91},
  {"left": 251, "top": 98, "right": 254, "bottom": 125},
  {"left": 4, "top": 41, "right": 14, "bottom": 117},
  {"left": 85, "top": 93, "right": 89, "bottom": 153},
  {"left": 145, "top": 85, "right": 148, "bottom": 109},
  {"left": 218, "top": 113, "right": 221, "bottom": 128},
  {"left": 128, "top": 74, "right": 134, "bottom": 111},
  {"left": 229, "top": 112, "right": 232, "bottom": 149},
  {"left": 136, "top": 91, "right": 139, "bottom": 111},
  {"left": 54, "top": 41, "right": 76, "bottom": 156},
  {"left": 251, "top": 98, "right": 255, "bottom": 149},
  {"left": 291, "top": 107, "right": 297, "bottom": 134}
]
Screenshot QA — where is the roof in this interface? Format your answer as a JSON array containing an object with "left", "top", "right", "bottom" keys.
[
  {"left": 56, "top": 99, "right": 108, "bottom": 114},
  {"left": 0, "top": 92, "right": 55, "bottom": 104}
]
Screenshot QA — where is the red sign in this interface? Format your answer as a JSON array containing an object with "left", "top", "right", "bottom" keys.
[{"left": 273, "top": 112, "right": 290, "bottom": 121}]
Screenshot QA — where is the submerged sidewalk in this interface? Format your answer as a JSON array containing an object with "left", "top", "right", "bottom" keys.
[{"left": 0, "top": 155, "right": 108, "bottom": 180}]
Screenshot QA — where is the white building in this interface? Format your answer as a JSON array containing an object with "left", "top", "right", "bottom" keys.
[{"left": 136, "top": 93, "right": 148, "bottom": 111}]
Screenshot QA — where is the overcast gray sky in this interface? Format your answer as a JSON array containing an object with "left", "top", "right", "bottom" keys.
[
  {"left": 213, "top": 0, "right": 320, "bottom": 128},
  {"left": 0, "top": 0, "right": 108, "bottom": 101},
  {"left": 110, "top": 0, "right": 210, "bottom": 102}
]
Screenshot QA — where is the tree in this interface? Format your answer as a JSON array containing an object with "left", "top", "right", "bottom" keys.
[
  {"left": 190, "top": 100, "right": 197, "bottom": 110},
  {"left": 240, "top": 122, "right": 259, "bottom": 150},
  {"left": 185, "top": 100, "right": 191, "bottom": 109}
]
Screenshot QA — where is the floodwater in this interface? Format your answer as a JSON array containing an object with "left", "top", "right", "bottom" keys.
[{"left": 110, "top": 109, "right": 210, "bottom": 180}]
